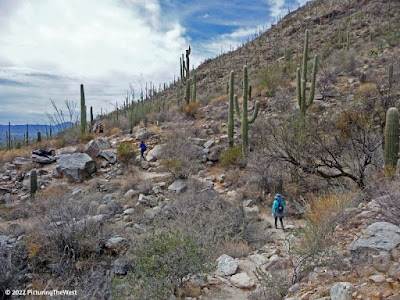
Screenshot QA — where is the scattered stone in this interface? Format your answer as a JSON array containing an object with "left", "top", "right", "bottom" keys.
[
  {"left": 369, "top": 274, "right": 385, "bottom": 283},
  {"left": 146, "top": 144, "right": 165, "bottom": 162},
  {"left": 229, "top": 272, "right": 255, "bottom": 289},
  {"left": 372, "top": 251, "right": 391, "bottom": 272},
  {"left": 216, "top": 254, "right": 238, "bottom": 276},
  {"left": 227, "top": 190, "right": 237, "bottom": 198},
  {"left": 132, "top": 223, "right": 146, "bottom": 234},
  {"left": 106, "top": 236, "right": 127, "bottom": 254},
  {"left": 144, "top": 206, "right": 161, "bottom": 220},
  {"left": 207, "top": 146, "right": 224, "bottom": 162},
  {"left": 123, "top": 208, "right": 135, "bottom": 215},
  {"left": 13, "top": 157, "right": 32, "bottom": 166},
  {"left": 168, "top": 180, "right": 187, "bottom": 193},
  {"left": 124, "top": 189, "right": 140, "bottom": 199},
  {"left": 330, "top": 282, "right": 355, "bottom": 300},
  {"left": 116, "top": 169, "right": 123, "bottom": 176},
  {"left": 135, "top": 128, "right": 153, "bottom": 140},
  {"left": 56, "top": 153, "right": 96, "bottom": 182}
]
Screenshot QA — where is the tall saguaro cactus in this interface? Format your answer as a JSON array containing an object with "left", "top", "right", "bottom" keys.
[
  {"left": 192, "top": 71, "right": 197, "bottom": 103},
  {"left": 385, "top": 107, "right": 400, "bottom": 175},
  {"left": 80, "top": 84, "right": 86, "bottom": 134},
  {"left": 228, "top": 71, "right": 235, "bottom": 148},
  {"left": 234, "top": 65, "right": 259, "bottom": 156},
  {"left": 30, "top": 170, "right": 37, "bottom": 198},
  {"left": 297, "top": 30, "right": 318, "bottom": 117}
]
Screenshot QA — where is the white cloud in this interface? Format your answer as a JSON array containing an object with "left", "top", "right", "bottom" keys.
[
  {"left": 0, "top": 0, "right": 188, "bottom": 123},
  {"left": 264, "top": 0, "right": 286, "bottom": 18}
]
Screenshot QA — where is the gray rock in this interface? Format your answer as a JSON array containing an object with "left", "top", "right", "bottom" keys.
[
  {"left": 350, "top": 222, "right": 400, "bottom": 252},
  {"left": 369, "top": 274, "right": 385, "bottom": 283},
  {"left": 31, "top": 154, "right": 56, "bottom": 164},
  {"left": 140, "top": 160, "right": 150, "bottom": 170},
  {"left": 84, "top": 137, "right": 110, "bottom": 156},
  {"left": 106, "top": 236, "right": 127, "bottom": 254},
  {"left": 372, "top": 251, "right": 391, "bottom": 272},
  {"left": 229, "top": 272, "right": 255, "bottom": 289},
  {"left": 204, "top": 140, "right": 215, "bottom": 149},
  {"left": 168, "top": 180, "right": 187, "bottom": 193},
  {"left": 123, "top": 208, "right": 135, "bottom": 216},
  {"left": 124, "top": 189, "right": 140, "bottom": 199},
  {"left": 132, "top": 223, "right": 146, "bottom": 234},
  {"left": 330, "top": 282, "right": 354, "bottom": 300},
  {"left": 244, "top": 206, "right": 259, "bottom": 219},
  {"left": 97, "top": 204, "right": 109, "bottom": 215},
  {"left": 242, "top": 199, "right": 254, "bottom": 208},
  {"left": 288, "top": 283, "right": 300, "bottom": 294},
  {"left": 216, "top": 254, "right": 238, "bottom": 276},
  {"left": 207, "top": 146, "right": 224, "bottom": 162},
  {"left": 0, "top": 235, "right": 9, "bottom": 246},
  {"left": 247, "top": 254, "right": 268, "bottom": 265},
  {"left": 138, "top": 194, "right": 158, "bottom": 207},
  {"left": 116, "top": 169, "right": 123, "bottom": 176},
  {"left": 56, "top": 153, "right": 96, "bottom": 182},
  {"left": 146, "top": 144, "right": 165, "bottom": 162},
  {"left": 112, "top": 259, "right": 130, "bottom": 275},
  {"left": 98, "top": 150, "right": 117, "bottom": 164},
  {"left": 135, "top": 128, "right": 153, "bottom": 140},
  {"left": 13, "top": 157, "right": 33, "bottom": 166},
  {"left": 144, "top": 206, "right": 161, "bottom": 220}
]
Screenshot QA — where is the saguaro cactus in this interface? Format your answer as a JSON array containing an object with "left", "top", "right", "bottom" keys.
[
  {"left": 297, "top": 30, "right": 318, "bottom": 117},
  {"left": 234, "top": 65, "right": 259, "bottom": 156},
  {"left": 30, "top": 170, "right": 37, "bottom": 198},
  {"left": 26, "top": 124, "right": 29, "bottom": 146},
  {"left": 37, "top": 131, "right": 41, "bottom": 143},
  {"left": 90, "top": 106, "right": 94, "bottom": 128},
  {"left": 192, "top": 71, "right": 197, "bottom": 103},
  {"left": 385, "top": 107, "right": 400, "bottom": 174},
  {"left": 80, "top": 84, "right": 86, "bottom": 134},
  {"left": 185, "top": 79, "right": 192, "bottom": 104},
  {"left": 228, "top": 71, "right": 235, "bottom": 148}
]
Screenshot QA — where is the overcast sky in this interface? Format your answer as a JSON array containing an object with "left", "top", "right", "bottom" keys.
[{"left": 0, "top": 0, "right": 308, "bottom": 124}]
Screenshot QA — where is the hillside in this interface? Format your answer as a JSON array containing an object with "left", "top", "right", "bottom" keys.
[{"left": 1, "top": 0, "right": 400, "bottom": 299}]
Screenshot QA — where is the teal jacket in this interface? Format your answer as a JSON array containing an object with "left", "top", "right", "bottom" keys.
[{"left": 272, "top": 194, "right": 285, "bottom": 214}]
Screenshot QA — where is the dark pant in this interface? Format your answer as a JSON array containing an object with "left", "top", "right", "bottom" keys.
[
  {"left": 141, "top": 150, "right": 145, "bottom": 159},
  {"left": 275, "top": 217, "right": 284, "bottom": 228}
]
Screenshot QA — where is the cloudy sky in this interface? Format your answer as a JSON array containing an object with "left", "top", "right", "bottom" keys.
[{"left": 0, "top": 0, "right": 308, "bottom": 124}]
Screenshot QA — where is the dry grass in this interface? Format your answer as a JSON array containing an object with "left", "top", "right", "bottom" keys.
[
  {"left": 209, "top": 94, "right": 228, "bottom": 104},
  {"left": 217, "top": 237, "right": 252, "bottom": 258},
  {"left": 110, "top": 126, "right": 120, "bottom": 135}
]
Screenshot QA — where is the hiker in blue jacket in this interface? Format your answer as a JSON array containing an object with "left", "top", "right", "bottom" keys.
[
  {"left": 140, "top": 141, "right": 147, "bottom": 160},
  {"left": 272, "top": 193, "right": 285, "bottom": 229}
]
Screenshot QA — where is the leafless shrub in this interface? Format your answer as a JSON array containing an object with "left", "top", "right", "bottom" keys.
[{"left": 369, "top": 179, "right": 400, "bottom": 226}]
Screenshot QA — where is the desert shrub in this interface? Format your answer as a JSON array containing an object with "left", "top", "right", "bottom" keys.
[
  {"left": 259, "top": 63, "right": 284, "bottom": 97},
  {"left": 369, "top": 179, "right": 400, "bottom": 226},
  {"left": 0, "top": 245, "right": 28, "bottom": 298},
  {"left": 217, "top": 238, "right": 252, "bottom": 258},
  {"left": 162, "top": 131, "right": 202, "bottom": 177},
  {"left": 251, "top": 267, "right": 290, "bottom": 300},
  {"left": 220, "top": 146, "right": 242, "bottom": 167},
  {"left": 117, "top": 142, "right": 136, "bottom": 163},
  {"left": 162, "top": 158, "right": 186, "bottom": 179},
  {"left": 330, "top": 49, "right": 357, "bottom": 75},
  {"left": 110, "top": 126, "right": 120, "bottom": 135},
  {"left": 317, "top": 64, "right": 338, "bottom": 99},
  {"left": 289, "top": 189, "right": 362, "bottom": 283},
  {"left": 80, "top": 133, "right": 95, "bottom": 142},
  {"left": 159, "top": 185, "right": 249, "bottom": 250},
  {"left": 182, "top": 103, "right": 199, "bottom": 118},
  {"left": 120, "top": 232, "right": 212, "bottom": 300}
]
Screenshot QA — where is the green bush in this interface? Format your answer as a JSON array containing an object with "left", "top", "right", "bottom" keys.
[
  {"left": 121, "top": 232, "right": 212, "bottom": 300},
  {"left": 117, "top": 142, "right": 136, "bottom": 163},
  {"left": 162, "top": 158, "right": 186, "bottom": 179},
  {"left": 220, "top": 146, "right": 242, "bottom": 167}
]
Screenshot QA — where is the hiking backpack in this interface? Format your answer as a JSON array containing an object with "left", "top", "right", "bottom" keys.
[{"left": 277, "top": 201, "right": 284, "bottom": 214}]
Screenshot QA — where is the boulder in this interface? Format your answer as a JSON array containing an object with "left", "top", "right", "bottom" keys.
[
  {"left": 143, "top": 206, "right": 161, "bottom": 220},
  {"left": 330, "top": 282, "right": 355, "bottom": 300},
  {"left": 168, "top": 180, "right": 187, "bottom": 193},
  {"left": 31, "top": 154, "right": 56, "bottom": 164},
  {"left": 204, "top": 140, "right": 215, "bottom": 149},
  {"left": 135, "top": 128, "right": 153, "bottom": 140},
  {"left": 244, "top": 206, "right": 260, "bottom": 219},
  {"left": 140, "top": 160, "right": 150, "bottom": 170},
  {"left": 350, "top": 222, "right": 400, "bottom": 252},
  {"left": 124, "top": 189, "right": 140, "bottom": 199},
  {"left": 97, "top": 150, "right": 117, "bottom": 164},
  {"left": 56, "top": 153, "right": 96, "bottom": 182},
  {"left": 207, "top": 146, "right": 224, "bottom": 162},
  {"left": 105, "top": 236, "right": 127, "bottom": 254},
  {"left": 84, "top": 137, "right": 110, "bottom": 156},
  {"left": 146, "top": 144, "right": 166, "bottom": 162},
  {"left": 247, "top": 254, "right": 268, "bottom": 266},
  {"left": 229, "top": 272, "right": 255, "bottom": 289},
  {"left": 13, "top": 157, "right": 33, "bottom": 166},
  {"left": 216, "top": 254, "right": 238, "bottom": 276}
]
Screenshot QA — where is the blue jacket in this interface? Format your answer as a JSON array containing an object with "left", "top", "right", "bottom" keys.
[
  {"left": 140, "top": 142, "right": 147, "bottom": 151},
  {"left": 272, "top": 194, "right": 285, "bottom": 214}
]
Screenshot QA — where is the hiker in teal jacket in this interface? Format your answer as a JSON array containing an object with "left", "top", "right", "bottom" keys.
[{"left": 272, "top": 194, "right": 285, "bottom": 229}]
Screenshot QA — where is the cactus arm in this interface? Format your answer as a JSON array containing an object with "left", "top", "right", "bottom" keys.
[
  {"left": 248, "top": 101, "right": 259, "bottom": 124},
  {"left": 385, "top": 107, "right": 400, "bottom": 172},
  {"left": 301, "top": 30, "right": 309, "bottom": 104},
  {"left": 234, "top": 94, "right": 242, "bottom": 123},
  {"left": 228, "top": 71, "right": 235, "bottom": 147},
  {"left": 307, "top": 55, "right": 318, "bottom": 108},
  {"left": 296, "top": 68, "right": 302, "bottom": 111}
]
